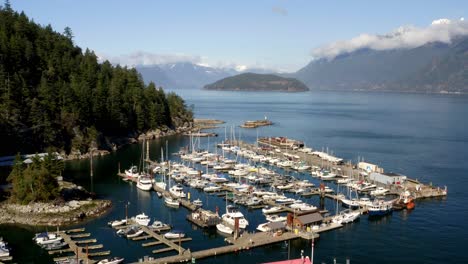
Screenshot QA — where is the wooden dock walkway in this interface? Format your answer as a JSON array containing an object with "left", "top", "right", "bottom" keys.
[
  {"left": 48, "top": 228, "right": 111, "bottom": 264},
  {"left": 131, "top": 231, "right": 303, "bottom": 264}
]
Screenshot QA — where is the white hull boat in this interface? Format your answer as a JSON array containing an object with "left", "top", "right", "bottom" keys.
[
  {"left": 97, "top": 257, "right": 125, "bottom": 264},
  {"left": 164, "top": 231, "right": 185, "bottom": 239},
  {"left": 164, "top": 196, "right": 180, "bottom": 208},
  {"left": 133, "top": 213, "right": 151, "bottom": 226},
  {"left": 136, "top": 176, "right": 153, "bottom": 191},
  {"left": 216, "top": 223, "right": 234, "bottom": 234}
]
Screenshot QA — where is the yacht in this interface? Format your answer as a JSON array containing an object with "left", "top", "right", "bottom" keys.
[
  {"left": 221, "top": 205, "right": 249, "bottom": 229},
  {"left": 133, "top": 213, "right": 151, "bottom": 226},
  {"left": 169, "top": 184, "right": 186, "bottom": 198},
  {"left": 164, "top": 195, "right": 180, "bottom": 208},
  {"left": 33, "top": 232, "right": 63, "bottom": 246},
  {"left": 136, "top": 175, "right": 153, "bottom": 191}
]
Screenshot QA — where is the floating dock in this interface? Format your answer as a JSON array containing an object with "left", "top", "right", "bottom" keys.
[
  {"left": 49, "top": 228, "right": 111, "bottom": 264},
  {"left": 131, "top": 230, "right": 307, "bottom": 264}
]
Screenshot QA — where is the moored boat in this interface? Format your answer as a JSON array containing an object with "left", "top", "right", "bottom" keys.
[
  {"left": 136, "top": 175, "right": 153, "bottom": 191},
  {"left": 33, "top": 232, "right": 63, "bottom": 246},
  {"left": 133, "top": 213, "right": 151, "bottom": 226},
  {"left": 97, "top": 257, "right": 125, "bottom": 264},
  {"left": 164, "top": 230, "right": 185, "bottom": 239},
  {"left": 216, "top": 223, "right": 234, "bottom": 234}
]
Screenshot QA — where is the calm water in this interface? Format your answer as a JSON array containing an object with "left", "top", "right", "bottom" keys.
[{"left": 1, "top": 90, "right": 467, "bottom": 263}]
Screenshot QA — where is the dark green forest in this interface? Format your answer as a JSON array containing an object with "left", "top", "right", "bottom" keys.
[{"left": 0, "top": 3, "right": 193, "bottom": 156}]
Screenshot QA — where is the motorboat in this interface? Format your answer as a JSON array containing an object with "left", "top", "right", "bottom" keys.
[
  {"left": 164, "top": 230, "right": 185, "bottom": 239},
  {"left": 125, "top": 165, "right": 140, "bottom": 178},
  {"left": 370, "top": 187, "right": 389, "bottom": 196},
  {"left": 356, "top": 182, "right": 377, "bottom": 192},
  {"left": 133, "top": 213, "right": 151, "bottom": 226},
  {"left": 126, "top": 227, "right": 144, "bottom": 239},
  {"left": 221, "top": 205, "right": 249, "bottom": 229},
  {"left": 265, "top": 214, "right": 287, "bottom": 222},
  {"left": 164, "top": 195, "right": 180, "bottom": 208},
  {"left": 0, "top": 239, "right": 10, "bottom": 258},
  {"left": 41, "top": 241, "right": 68, "bottom": 250},
  {"left": 151, "top": 220, "right": 170, "bottom": 230},
  {"left": 245, "top": 197, "right": 263, "bottom": 206},
  {"left": 358, "top": 197, "right": 373, "bottom": 207},
  {"left": 33, "top": 232, "right": 63, "bottom": 246},
  {"left": 154, "top": 181, "right": 167, "bottom": 191},
  {"left": 203, "top": 183, "right": 222, "bottom": 192},
  {"left": 193, "top": 198, "right": 203, "bottom": 207},
  {"left": 136, "top": 175, "right": 153, "bottom": 191},
  {"left": 262, "top": 206, "right": 283, "bottom": 214},
  {"left": 368, "top": 201, "right": 393, "bottom": 216},
  {"left": 169, "top": 184, "right": 186, "bottom": 198},
  {"left": 108, "top": 219, "right": 127, "bottom": 227},
  {"left": 216, "top": 223, "right": 234, "bottom": 234},
  {"left": 97, "top": 257, "right": 125, "bottom": 264},
  {"left": 256, "top": 222, "right": 271, "bottom": 232},
  {"left": 275, "top": 197, "right": 295, "bottom": 204}
]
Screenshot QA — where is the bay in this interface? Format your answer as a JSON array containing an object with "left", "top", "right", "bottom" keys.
[{"left": 2, "top": 90, "right": 467, "bottom": 263}]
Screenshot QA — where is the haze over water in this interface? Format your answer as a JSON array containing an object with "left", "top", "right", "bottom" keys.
[{"left": 2, "top": 90, "right": 467, "bottom": 263}]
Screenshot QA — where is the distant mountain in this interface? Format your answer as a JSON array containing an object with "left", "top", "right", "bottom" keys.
[
  {"left": 203, "top": 73, "right": 309, "bottom": 92},
  {"left": 136, "top": 62, "right": 278, "bottom": 90},
  {"left": 136, "top": 62, "right": 236, "bottom": 89},
  {"left": 294, "top": 36, "right": 468, "bottom": 93}
]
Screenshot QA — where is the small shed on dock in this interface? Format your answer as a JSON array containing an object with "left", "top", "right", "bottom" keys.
[
  {"left": 370, "top": 172, "right": 406, "bottom": 185},
  {"left": 292, "top": 212, "right": 323, "bottom": 230},
  {"left": 358, "top": 162, "right": 384, "bottom": 173}
]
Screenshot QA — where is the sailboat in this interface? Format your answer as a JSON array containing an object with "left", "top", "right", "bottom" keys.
[
  {"left": 332, "top": 184, "right": 360, "bottom": 224},
  {"left": 163, "top": 169, "right": 180, "bottom": 208},
  {"left": 154, "top": 147, "right": 167, "bottom": 190}
]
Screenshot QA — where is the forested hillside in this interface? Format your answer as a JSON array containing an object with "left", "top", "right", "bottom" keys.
[{"left": 0, "top": 4, "right": 192, "bottom": 156}]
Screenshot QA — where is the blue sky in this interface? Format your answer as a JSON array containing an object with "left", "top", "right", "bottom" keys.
[{"left": 10, "top": 0, "right": 468, "bottom": 72}]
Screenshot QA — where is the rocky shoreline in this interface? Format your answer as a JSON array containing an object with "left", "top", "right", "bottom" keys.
[
  {"left": 0, "top": 199, "right": 112, "bottom": 227},
  {"left": 63, "top": 124, "right": 193, "bottom": 161}
]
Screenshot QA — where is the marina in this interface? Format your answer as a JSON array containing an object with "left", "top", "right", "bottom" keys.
[
  {"left": 0, "top": 91, "right": 462, "bottom": 264},
  {"left": 107, "top": 127, "right": 448, "bottom": 263}
]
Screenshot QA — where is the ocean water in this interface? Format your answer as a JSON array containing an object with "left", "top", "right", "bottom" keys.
[{"left": 1, "top": 90, "right": 467, "bottom": 263}]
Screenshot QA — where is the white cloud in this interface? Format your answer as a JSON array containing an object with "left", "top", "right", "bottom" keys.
[
  {"left": 312, "top": 18, "right": 468, "bottom": 60},
  {"left": 97, "top": 51, "right": 202, "bottom": 67},
  {"left": 97, "top": 51, "right": 284, "bottom": 72}
]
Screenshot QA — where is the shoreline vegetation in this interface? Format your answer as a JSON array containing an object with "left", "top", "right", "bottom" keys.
[
  {"left": 0, "top": 180, "right": 111, "bottom": 227},
  {"left": 1, "top": 151, "right": 112, "bottom": 227},
  {"left": 0, "top": 6, "right": 194, "bottom": 158}
]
